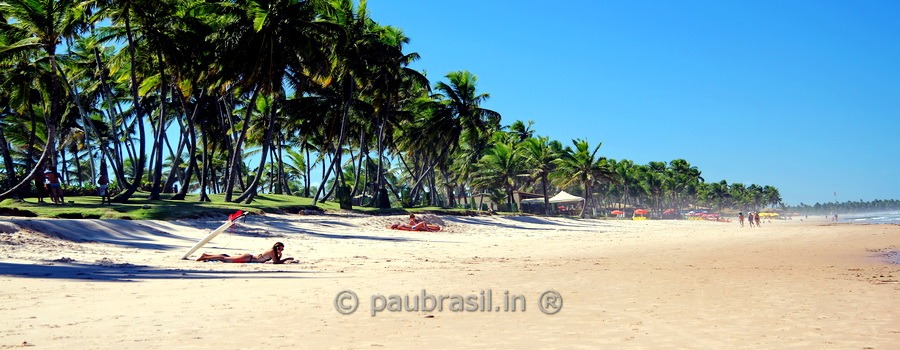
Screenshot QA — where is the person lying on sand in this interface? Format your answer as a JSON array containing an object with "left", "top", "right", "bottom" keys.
[
  {"left": 389, "top": 214, "right": 441, "bottom": 232},
  {"left": 408, "top": 213, "right": 427, "bottom": 230},
  {"left": 196, "top": 242, "right": 295, "bottom": 264}
]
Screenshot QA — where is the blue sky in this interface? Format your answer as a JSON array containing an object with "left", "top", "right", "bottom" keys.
[{"left": 365, "top": 0, "right": 900, "bottom": 205}]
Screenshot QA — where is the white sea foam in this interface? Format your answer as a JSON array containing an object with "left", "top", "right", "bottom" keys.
[{"left": 843, "top": 211, "right": 900, "bottom": 224}]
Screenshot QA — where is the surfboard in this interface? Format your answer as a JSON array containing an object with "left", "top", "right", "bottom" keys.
[{"left": 181, "top": 210, "right": 246, "bottom": 260}]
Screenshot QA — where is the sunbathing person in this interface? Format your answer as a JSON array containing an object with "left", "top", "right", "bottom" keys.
[
  {"left": 196, "top": 242, "right": 294, "bottom": 263},
  {"left": 408, "top": 213, "right": 427, "bottom": 230},
  {"left": 389, "top": 214, "right": 441, "bottom": 232}
]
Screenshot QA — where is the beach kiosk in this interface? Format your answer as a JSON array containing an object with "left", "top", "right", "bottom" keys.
[{"left": 521, "top": 191, "right": 584, "bottom": 216}]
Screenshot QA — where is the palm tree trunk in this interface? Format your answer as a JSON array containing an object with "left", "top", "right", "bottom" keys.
[
  {"left": 541, "top": 175, "right": 550, "bottom": 215},
  {"left": 278, "top": 139, "right": 290, "bottom": 196},
  {"left": 56, "top": 64, "right": 97, "bottom": 184},
  {"left": 24, "top": 102, "right": 37, "bottom": 173},
  {"left": 351, "top": 134, "right": 367, "bottom": 200},
  {"left": 580, "top": 181, "right": 592, "bottom": 218},
  {"left": 162, "top": 121, "right": 185, "bottom": 193},
  {"left": 149, "top": 51, "right": 168, "bottom": 200},
  {"left": 234, "top": 100, "right": 277, "bottom": 204},
  {"left": 0, "top": 128, "right": 17, "bottom": 189},
  {"left": 304, "top": 145, "right": 311, "bottom": 197},
  {"left": 373, "top": 112, "right": 388, "bottom": 208},
  {"left": 0, "top": 146, "right": 51, "bottom": 200},
  {"left": 313, "top": 82, "right": 353, "bottom": 206},
  {"left": 113, "top": 14, "right": 148, "bottom": 203},
  {"left": 73, "top": 147, "right": 84, "bottom": 186},
  {"left": 92, "top": 46, "right": 125, "bottom": 185},
  {"left": 224, "top": 88, "right": 260, "bottom": 202},
  {"left": 198, "top": 130, "right": 211, "bottom": 202}
]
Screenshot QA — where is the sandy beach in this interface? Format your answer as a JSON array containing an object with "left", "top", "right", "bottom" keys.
[{"left": 1, "top": 213, "right": 898, "bottom": 349}]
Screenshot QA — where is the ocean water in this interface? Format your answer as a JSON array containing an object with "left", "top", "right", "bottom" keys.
[{"left": 842, "top": 211, "right": 900, "bottom": 224}]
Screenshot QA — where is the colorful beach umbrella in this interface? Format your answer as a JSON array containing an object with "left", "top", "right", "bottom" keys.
[
  {"left": 634, "top": 209, "right": 649, "bottom": 215},
  {"left": 610, "top": 210, "right": 624, "bottom": 215}
]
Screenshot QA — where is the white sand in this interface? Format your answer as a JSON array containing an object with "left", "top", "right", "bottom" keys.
[{"left": 1, "top": 213, "right": 898, "bottom": 348}]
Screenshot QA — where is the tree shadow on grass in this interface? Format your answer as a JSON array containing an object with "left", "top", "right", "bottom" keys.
[{"left": 0, "top": 261, "right": 320, "bottom": 282}]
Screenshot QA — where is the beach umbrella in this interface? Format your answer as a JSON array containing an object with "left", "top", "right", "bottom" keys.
[
  {"left": 634, "top": 209, "right": 648, "bottom": 215},
  {"left": 610, "top": 210, "right": 624, "bottom": 215},
  {"left": 663, "top": 209, "right": 676, "bottom": 215}
]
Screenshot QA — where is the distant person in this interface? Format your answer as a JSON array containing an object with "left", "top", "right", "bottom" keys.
[
  {"left": 754, "top": 212, "right": 761, "bottom": 227},
  {"left": 747, "top": 212, "right": 754, "bottom": 227},
  {"left": 44, "top": 167, "right": 63, "bottom": 204},
  {"left": 32, "top": 169, "right": 47, "bottom": 203},
  {"left": 97, "top": 173, "right": 110, "bottom": 205},
  {"left": 738, "top": 212, "right": 745, "bottom": 227},
  {"left": 408, "top": 213, "right": 427, "bottom": 230},
  {"left": 196, "top": 242, "right": 294, "bottom": 264}
]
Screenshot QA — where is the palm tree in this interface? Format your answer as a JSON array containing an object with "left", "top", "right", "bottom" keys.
[
  {"left": 366, "top": 25, "right": 427, "bottom": 208},
  {"left": 729, "top": 183, "right": 750, "bottom": 210},
  {"left": 208, "top": 0, "right": 322, "bottom": 203},
  {"left": 747, "top": 184, "right": 764, "bottom": 210},
  {"left": 613, "top": 159, "right": 637, "bottom": 210},
  {"left": 0, "top": 0, "right": 90, "bottom": 199},
  {"left": 763, "top": 185, "right": 782, "bottom": 209},
  {"left": 508, "top": 120, "right": 534, "bottom": 142},
  {"left": 552, "top": 139, "right": 614, "bottom": 217},
  {"left": 308, "top": 0, "right": 378, "bottom": 205},
  {"left": 92, "top": 0, "right": 176, "bottom": 200},
  {"left": 521, "top": 136, "right": 560, "bottom": 215},
  {"left": 429, "top": 70, "right": 501, "bottom": 206},
  {"left": 707, "top": 180, "right": 731, "bottom": 211},
  {"left": 470, "top": 132, "right": 526, "bottom": 212},
  {"left": 666, "top": 159, "right": 703, "bottom": 213}
]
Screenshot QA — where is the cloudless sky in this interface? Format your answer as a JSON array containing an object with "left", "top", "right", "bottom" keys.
[{"left": 365, "top": 0, "right": 900, "bottom": 205}]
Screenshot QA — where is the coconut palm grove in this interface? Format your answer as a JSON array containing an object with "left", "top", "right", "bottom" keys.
[{"left": 0, "top": 0, "right": 789, "bottom": 217}]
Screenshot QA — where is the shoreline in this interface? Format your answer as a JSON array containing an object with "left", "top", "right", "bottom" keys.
[{"left": 1, "top": 214, "right": 898, "bottom": 348}]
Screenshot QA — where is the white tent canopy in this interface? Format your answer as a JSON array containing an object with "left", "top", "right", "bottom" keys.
[
  {"left": 548, "top": 191, "right": 584, "bottom": 203},
  {"left": 521, "top": 191, "right": 584, "bottom": 204}
]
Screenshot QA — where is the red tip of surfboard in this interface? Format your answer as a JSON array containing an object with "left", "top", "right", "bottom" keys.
[{"left": 228, "top": 210, "right": 244, "bottom": 222}]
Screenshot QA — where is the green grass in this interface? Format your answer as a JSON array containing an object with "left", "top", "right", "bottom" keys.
[
  {"left": 1, "top": 193, "right": 327, "bottom": 220},
  {"left": 0, "top": 193, "right": 488, "bottom": 220}
]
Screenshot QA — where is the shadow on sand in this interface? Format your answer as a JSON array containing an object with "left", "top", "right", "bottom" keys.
[
  {"left": 0, "top": 261, "right": 319, "bottom": 282},
  {"left": 13, "top": 219, "right": 195, "bottom": 250},
  {"left": 244, "top": 215, "right": 459, "bottom": 243},
  {"left": 444, "top": 216, "right": 608, "bottom": 233}
]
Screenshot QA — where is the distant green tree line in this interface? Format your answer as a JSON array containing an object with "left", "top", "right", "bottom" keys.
[{"left": 787, "top": 199, "right": 900, "bottom": 214}]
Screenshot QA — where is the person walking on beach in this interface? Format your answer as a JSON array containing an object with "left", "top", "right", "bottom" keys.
[
  {"left": 738, "top": 212, "right": 745, "bottom": 227},
  {"left": 747, "top": 212, "right": 754, "bottom": 227},
  {"left": 754, "top": 212, "right": 761, "bottom": 227}
]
